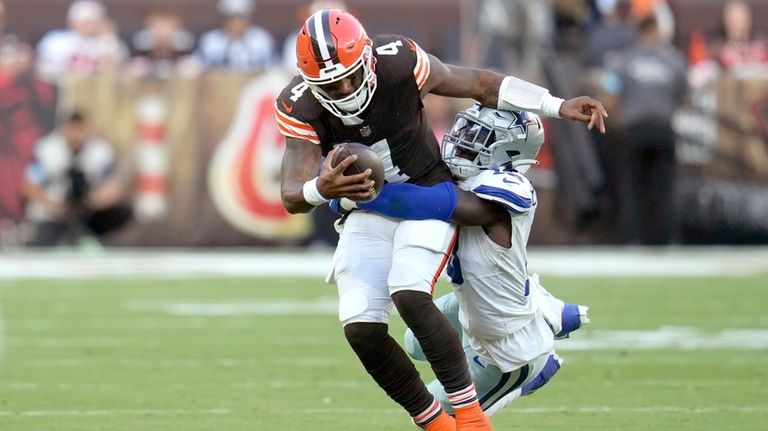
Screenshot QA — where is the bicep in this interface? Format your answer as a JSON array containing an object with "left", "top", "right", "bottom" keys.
[
  {"left": 421, "top": 54, "right": 503, "bottom": 105},
  {"left": 451, "top": 187, "right": 508, "bottom": 227}
]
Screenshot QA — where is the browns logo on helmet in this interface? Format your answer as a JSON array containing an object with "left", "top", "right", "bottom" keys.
[{"left": 295, "top": 8, "right": 377, "bottom": 119}]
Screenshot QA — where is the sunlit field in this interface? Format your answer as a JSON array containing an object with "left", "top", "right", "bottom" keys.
[{"left": 0, "top": 271, "right": 767, "bottom": 430}]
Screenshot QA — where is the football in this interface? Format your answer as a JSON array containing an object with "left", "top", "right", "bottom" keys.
[{"left": 330, "top": 142, "right": 385, "bottom": 202}]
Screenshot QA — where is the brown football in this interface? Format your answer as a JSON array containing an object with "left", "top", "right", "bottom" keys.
[{"left": 330, "top": 142, "right": 385, "bottom": 202}]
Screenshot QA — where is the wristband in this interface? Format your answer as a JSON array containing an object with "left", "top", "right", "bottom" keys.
[
  {"left": 302, "top": 177, "right": 329, "bottom": 206},
  {"left": 541, "top": 93, "right": 565, "bottom": 118}
]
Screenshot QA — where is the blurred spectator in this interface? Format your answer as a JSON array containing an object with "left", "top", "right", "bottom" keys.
[
  {"left": 582, "top": 0, "right": 635, "bottom": 68},
  {"left": 22, "top": 111, "right": 131, "bottom": 247},
  {"left": 631, "top": 0, "right": 674, "bottom": 44},
  {"left": 197, "top": 0, "right": 274, "bottom": 71},
  {"left": 281, "top": 0, "right": 347, "bottom": 72},
  {"left": 602, "top": 16, "right": 687, "bottom": 245},
  {"left": 35, "top": 0, "right": 127, "bottom": 83},
  {"left": 716, "top": 1, "right": 768, "bottom": 73},
  {"left": 0, "top": 0, "right": 32, "bottom": 80},
  {"left": 128, "top": 8, "right": 198, "bottom": 79},
  {"left": 464, "top": 0, "right": 554, "bottom": 76},
  {"left": 553, "top": 0, "right": 592, "bottom": 53},
  {"left": 0, "top": 0, "right": 44, "bottom": 247}
]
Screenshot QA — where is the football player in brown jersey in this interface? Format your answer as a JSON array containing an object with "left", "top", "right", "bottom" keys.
[{"left": 275, "top": 9, "right": 607, "bottom": 431}]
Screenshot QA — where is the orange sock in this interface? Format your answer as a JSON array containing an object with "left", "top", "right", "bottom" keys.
[
  {"left": 453, "top": 401, "right": 493, "bottom": 431},
  {"left": 420, "top": 410, "right": 457, "bottom": 431},
  {"left": 414, "top": 398, "right": 456, "bottom": 431}
]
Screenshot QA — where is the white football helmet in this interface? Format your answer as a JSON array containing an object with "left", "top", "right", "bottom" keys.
[{"left": 441, "top": 104, "right": 545, "bottom": 179}]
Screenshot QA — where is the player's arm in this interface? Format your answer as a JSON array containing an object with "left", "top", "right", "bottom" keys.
[
  {"left": 422, "top": 54, "right": 608, "bottom": 133},
  {"left": 335, "top": 181, "right": 507, "bottom": 227},
  {"left": 281, "top": 140, "right": 374, "bottom": 214}
]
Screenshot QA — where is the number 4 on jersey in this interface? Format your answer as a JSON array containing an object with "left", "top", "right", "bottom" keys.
[
  {"left": 376, "top": 40, "right": 403, "bottom": 56},
  {"left": 289, "top": 82, "right": 309, "bottom": 102}
]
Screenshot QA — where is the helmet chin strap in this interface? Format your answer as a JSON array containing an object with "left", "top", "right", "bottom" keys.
[{"left": 447, "top": 157, "right": 479, "bottom": 179}]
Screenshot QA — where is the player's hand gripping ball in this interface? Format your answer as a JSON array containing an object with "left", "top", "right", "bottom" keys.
[{"left": 331, "top": 142, "right": 385, "bottom": 202}]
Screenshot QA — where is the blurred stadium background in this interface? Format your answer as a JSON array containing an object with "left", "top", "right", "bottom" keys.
[{"left": 0, "top": 0, "right": 767, "bottom": 430}]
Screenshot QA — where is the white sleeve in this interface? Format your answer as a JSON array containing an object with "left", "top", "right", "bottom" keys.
[{"left": 497, "top": 75, "right": 564, "bottom": 118}]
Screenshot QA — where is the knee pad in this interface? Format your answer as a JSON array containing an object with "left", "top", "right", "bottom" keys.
[
  {"left": 388, "top": 250, "right": 439, "bottom": 294},
  {"left": 389, "top": 221, "right": 456, "bottom": 294},
  {"left": 338, "top": 285, "right": 394, "bottom": 326}
]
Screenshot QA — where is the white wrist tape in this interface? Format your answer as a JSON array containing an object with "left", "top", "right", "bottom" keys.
[
  {"left": 339, "top": 198, "right": 358, "bottom": 211},
  {"left": 302, "top": 177, "right": 329, "bottom": 206},
  {"left": 497, "top": 76, "right": 564, "bottom": 118}
]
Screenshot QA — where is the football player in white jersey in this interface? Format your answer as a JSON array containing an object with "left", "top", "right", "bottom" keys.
[{"left": 332, "top": 104, "right": 589, "bottom": 416}]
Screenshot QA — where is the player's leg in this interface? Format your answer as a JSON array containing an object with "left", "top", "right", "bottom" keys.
[
  {"left": 404, "top": 292, "right": 463, "bottom": 362},
  {"left": 422, "top": 348, "right": 556, "bottom": 417},
  {"left": 481, "top": 352, "right": 559, "bottom": 417},
  {"left": 518, "top": 352, "right": 562, "bottom": 396},
  {"left": 331, "top": 212, "right": 454, "bottom": 431},
  {"left": 390, "top": 220, "right": 491, "bottom": 431}
]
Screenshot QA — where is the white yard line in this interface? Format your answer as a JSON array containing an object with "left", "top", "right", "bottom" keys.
[
  {"left": 0, "top": 380, "right": 371, "bottom": 391},
  {"left": 0, "top": 302, "right": 5, "bottom": 364},
  {"left": 10, "top": 356, "right": 342, "bottom": 368},
  {"left": 291, "top": 405, "right": 768, "bottom": 415},
  {"left": 0, "top": 408, "right": 231, "bottom": 417},
  {"left": 161, "top": 297, "right": 338, "bottom": 316},
  {"left": 6, "top": 380, "right": 761, "bottom": 392},
  {"left": 0, "top": 247, "right": 766, "bottom": 279},
  {"left": 17, "top": 324, "right": 767, "bottom": 354},
  {"left": 0, "top": 405, "right": 764, "bottom": 418},
  {"left": 555, "top": 327, "right": 768, "bottom": 351}
]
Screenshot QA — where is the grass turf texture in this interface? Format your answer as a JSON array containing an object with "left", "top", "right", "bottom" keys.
[{"left": 0, "top": 276, "right": 766, "bottom": 430}]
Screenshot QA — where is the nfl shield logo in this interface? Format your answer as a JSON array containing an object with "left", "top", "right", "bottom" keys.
[{"left": 359, "top": 126, "right": 371, "bottom": 137}]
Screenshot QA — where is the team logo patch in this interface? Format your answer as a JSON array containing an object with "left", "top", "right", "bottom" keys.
[{"left": 359, "top": 125, "right": 372, "bottom": 137}]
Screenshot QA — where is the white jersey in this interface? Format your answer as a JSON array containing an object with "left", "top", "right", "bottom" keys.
[
  {"left": 447, "top": 169, "right": 552, "bottom": 370},
  {"left": 36, "top": 30, "right": 127, "bottom": 82}
]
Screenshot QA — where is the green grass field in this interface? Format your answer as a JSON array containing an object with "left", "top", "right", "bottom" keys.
[{"left": 1, "top": 275, "right": 767, "bottom": 430}]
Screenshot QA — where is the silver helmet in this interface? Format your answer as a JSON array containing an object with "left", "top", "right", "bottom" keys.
[{"left": 441, "top": 104, "right": 545, "bottom": 179}]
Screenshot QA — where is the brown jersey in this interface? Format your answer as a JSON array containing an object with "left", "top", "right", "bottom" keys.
[{"left": 275, "top": 35, "right": 451, "bottom": 186}]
